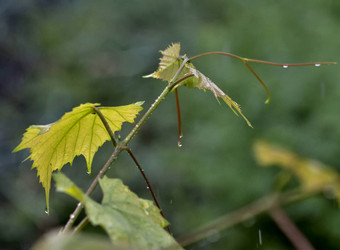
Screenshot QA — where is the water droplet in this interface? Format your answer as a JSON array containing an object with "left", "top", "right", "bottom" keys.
[
  {"left": 45, "top": 210, "right": 49, "bottom": 215},
  {"left": 146, "top": 186, "right": 150, "bottom": 190},
  {"left": 178, "top": 142, "right": 182, "bottom": 148},
  {"left": 70, "top": 214, "right": 75, "bottom": 219},
  {"left": 283, "top": 65, "right": 288, "bottom": 69},
  {"left": 315, "top": 63, "right": 321, "bottom": 67},
  {"left": 86, "top": 171, "right": 90, "bottom": 175},
  {"left": 77, "top": 202, "right": 82, "bottom": 207},
  {"left": 258, "top": 229, "right": 262, "bottom": 246}
]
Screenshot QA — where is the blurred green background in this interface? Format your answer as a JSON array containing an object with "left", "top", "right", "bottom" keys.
[{"left": 1, "top": 0, "right": 340, "bottom": 249}]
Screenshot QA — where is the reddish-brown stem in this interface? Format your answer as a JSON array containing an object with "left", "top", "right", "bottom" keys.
[
  {"left": 189, "top": 51, "right": 337, "bottom": 67},
  {"left": 243, "top": 61, "right": 271, "bottom": 104},
  {"left": 175, "top": 89, "right": 183, "bottom": 147},
  {"left": 125, "top": 148, "right": 172, "bottom": 235},
  {"left": 189, "top": 51, "right": 336, "bottom": 104},
  {"left": 269, "top": 207, "right": 315, "bottom": 250}
]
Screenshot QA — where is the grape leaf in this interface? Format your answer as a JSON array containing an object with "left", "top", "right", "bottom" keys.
[
  {"left": 184, "top": 66, "right": 252, "bottom": 127},
  {"left": 33, "top": 230, "right": 115, "bottom": 250},
  {"left": 13, "top": 102, "right": 143, "bottom": 212},
  {"left": 53, "top": 173, "right": 183, "bottom": 250},
  {"left": 254, "top": 140, "right": 340, "bottom": 203},
  {"left": 143, "top": 43, "right": 189, "bottom": 81},
  {"left": 144, "top": 43, "right": 252, "bottom": 127}
]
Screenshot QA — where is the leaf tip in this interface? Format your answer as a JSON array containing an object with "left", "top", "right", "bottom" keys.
[{"left": 135, "top": 101, "right": 145, "bottom": 107}]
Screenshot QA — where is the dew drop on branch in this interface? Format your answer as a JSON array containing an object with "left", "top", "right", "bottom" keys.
[
  {"left": 315, "top": 63, "right": 321, "bottom": 67},
  {"left": 283, "top": 65, "right": 288, "bottom": 69},
  {"left": 45, "top": 210, "right": 49, "bottom": 215}
]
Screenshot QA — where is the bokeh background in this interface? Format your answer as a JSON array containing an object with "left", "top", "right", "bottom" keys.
[{"left": 1, "top": 0, "right": 340, "bottom": 249}]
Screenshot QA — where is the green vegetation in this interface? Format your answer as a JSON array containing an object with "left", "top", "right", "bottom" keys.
[{"left": 2, "top": 1, "right": 340, "bottom": 249}]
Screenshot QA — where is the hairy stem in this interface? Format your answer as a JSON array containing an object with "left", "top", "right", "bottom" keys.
[
  {"left": 123, "top": 73, "right": 194, "bottom": 145},
  {"left": 62, "top": 146, "right": 122, "bottom": 233}
]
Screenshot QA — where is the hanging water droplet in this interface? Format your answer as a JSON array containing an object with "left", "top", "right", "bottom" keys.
[
  {"left": 178, "top": 142, "right": 182, "bottom": 148},
  {"left": 45, "top": 210, "right": 49, "bottom": 215},
  {"left": 86, "top": 171, "right": 90, "bottom": 175},
  {"left": 70, "top": 214, "right": 75, "bottom": 219},
  {"left": 315, "top": 63, "right": 321, "bottom": 67},
  {"left": 283, "top": 65, "right": 288, "bottom": 69},
  {"left": 146, "top": 186, "right": 150, "bottom": 190}
]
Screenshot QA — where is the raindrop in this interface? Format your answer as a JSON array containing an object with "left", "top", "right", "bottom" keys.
[
  {"left": 258, "top": 229, "right": 262, "bottom": 246},
  {"left": 315, "top": 63, "right": 321, "bottom": 67},
  {"left": 45, "top": 210, "right": 49, "bottom": 215},
  {"left": 178, "top": 142, "right": 182, "bottom": 148},
  {"left": 283, "top": 65, "right": 288, "bottom": 69},
  {"left": 70, "top": 214, "right": 75, "bottom": 219},
  {"left": 77, "top": 202, "right": 82, "bottom": 207},
  {"left": 146, "top": 186, "right": 150, "bottom": 190},
  {"left": 86, "top": 171, "right": 90, "bottom": 175}
]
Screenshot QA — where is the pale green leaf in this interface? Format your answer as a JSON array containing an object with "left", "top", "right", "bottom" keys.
[
  {"left": 185, "top": 66, "right": 252, "bottom": 127},
  {"left": 32, "top": 230, "right": 116, "bottom": 250},
  {"left": 13, "top": 102, "right": 143, "bottom": 212},
  {"left": 254, "top": 140, "right": 340, "bottom": 203},
  {"left": 143, "top": 43, "right": 190, "bottom": 82},
  {"left": 54, "top": 173, "right": 183, "bottom": 250}
]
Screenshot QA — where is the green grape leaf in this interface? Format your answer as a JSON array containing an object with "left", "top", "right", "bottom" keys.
[
  {"left": 32, "top": 230, "right": 115, "bottom": 250},
  {"left": 13, "top": 102, "right": 143, "bottom": 212},
  {"left": 143, "top": 43, "right": 190, "bottom": 82},
  {"left": 53, "top": 173, "right": 183, "bottom": 250},
  {"left": 184, "top": 66, "right": 252, "bottom": 127},
  {"left": 254, "top": 140, "right": 340, "bottom": 203},
  {"left": 145, "top": 43, "right": 252, "bottom": 127}
]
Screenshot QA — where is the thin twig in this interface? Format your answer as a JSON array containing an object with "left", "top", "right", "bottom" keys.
[
  {"left": 189, "top": 52, "right": 336, "bottom": 105},
  {"left": 175, "top": 89, "right": 183, "bottom": 147},
  {"left": 177, "top": 189, "right": 317, "bottom": 247},
  {"left": 73, "top": 217, "right": 90, "bottom": 234},
  {"left": 189, "top": 51, "right": 337, "bottom": 67},
  {"left": 125, "top": 148, "right": 172, "bottom": 235},
  {"left": 269, "top": 207, "right": 315, "bottom": 250}
]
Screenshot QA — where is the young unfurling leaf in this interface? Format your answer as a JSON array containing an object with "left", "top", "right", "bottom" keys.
[
  {"left": 145, "top": 43, "right": 252, "bottom": 127},
  {"left": 144, "top": 43, "right": 189, "bottom": 82},
  {"left": 184, "top": 66, "right": 252, "bottom": 127},
  {"left": 13, "top": 102, "right": 143, "bottom": 212},
  {"left": 53, "top": 173, "right": 182, "bottom": 249}
]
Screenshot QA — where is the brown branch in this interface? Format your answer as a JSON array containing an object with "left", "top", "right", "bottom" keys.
[
  {"left": 175, "top": 89, "right": 183, "bottom": 147},
  {"left": 269, "top": 207, "right": 315, "bottom": 250},
  {"left": 125, "top": 148, "right": 172, "bottom": 235}
]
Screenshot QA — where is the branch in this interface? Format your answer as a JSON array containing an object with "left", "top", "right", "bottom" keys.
[
  {"left": 177, "top": 189, "right": 317, "bottom": 247},
  {"left": 62, "top": 146, "right": 123, "bottom": 233},
  {"left": 269, "top": 207, "right": 315, "bottom": 250},
  {"left": 125, "top": 148, "right": 172, "bottom": 235},
  {"left": 189, "top": 51, "right": 336, "bottom": 104}
]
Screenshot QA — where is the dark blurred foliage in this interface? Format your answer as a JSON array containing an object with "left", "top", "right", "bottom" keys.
[{"left": 1, "top": 0, "right": 340, "bottom": 249}]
